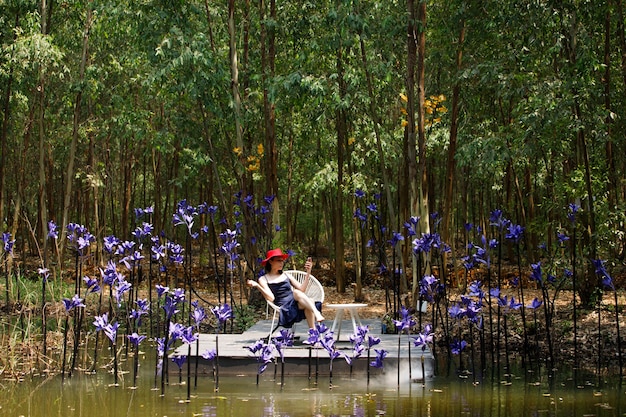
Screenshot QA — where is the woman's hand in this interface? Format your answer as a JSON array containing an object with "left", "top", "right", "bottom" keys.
[
  {"left": 246, "top": 279, "right": 258, "bottom": 288},
  {"left": 304, "top": 257, "right": 313, "bottom": 273}
]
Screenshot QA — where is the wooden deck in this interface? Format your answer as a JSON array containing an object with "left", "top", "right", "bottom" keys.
[{"left": 173, "top": 319, "right": 435, "bottom": 380}]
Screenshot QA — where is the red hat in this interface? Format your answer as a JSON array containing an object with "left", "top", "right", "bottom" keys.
[{"left": 261, "top": 248, "right": 289, "bottom": 265}]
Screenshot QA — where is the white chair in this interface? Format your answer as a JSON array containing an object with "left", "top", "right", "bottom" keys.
[{"left": 266, "top": 270, "right": 325, "bottom": 340}]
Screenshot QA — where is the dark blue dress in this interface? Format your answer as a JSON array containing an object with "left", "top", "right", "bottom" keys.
[{"left": 268, "top": 276, "right": 321, "bottom": 328}]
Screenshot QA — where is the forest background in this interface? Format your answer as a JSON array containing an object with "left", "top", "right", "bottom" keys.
[{"left": 0, "top": 0, "right": 625, "bottom": 309}]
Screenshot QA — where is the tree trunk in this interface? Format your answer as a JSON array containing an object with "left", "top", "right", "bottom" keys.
[
  {"left": 563, "top": 8, "right": 598, "bottom": 307},
  {"left": 603, "top": 1, "right": 620, "bottom": 258},
  {"left": 407, "top": 0, "right": 431, "bottom": 299},
  {"left": 38, "top": 0, "right": 50, "bottom": 262},
  {"left": 334, "top": 12, "right": 347, "bottom": 293},
  {"left": 229, "top": 0, "right": 245, "bottom": 178},
  {"left": 442, "top": 19, "right": 465, "bottom": 273},
  {"left": 614, "top": 0, "right": 626, "bottom": 204},
  {"left": 261, "top": 0, "right": 278, "bottom": 200},
  {"left": 286, "top": 126, "right": 295, "bottom": 246},
  {"left": 60, "top": 4, "right": 92, "bottom": 258},
  {"left": 0, "top": 11, "right": 21, "bottom": 227},
  {"left": 406, "top": 0, "right": 419, "bottom": 296},
  {"left": 416, "top": 0, "right": 429, "bottom": 238}
]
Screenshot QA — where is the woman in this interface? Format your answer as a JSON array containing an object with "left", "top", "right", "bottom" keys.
[{"left": 247, "top": 248, "right": 324, "bottom": 329}]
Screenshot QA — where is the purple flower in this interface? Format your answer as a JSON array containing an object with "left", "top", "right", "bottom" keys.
[
  {"left": 530, "top": 262, "right": 543, "bottom": 285},
  {"left": 1, "top": 232, "right": 14, "bottom": 254},
  {"left": 128, "top": 332, "right": 146, "bottom": 346},
  {"left": 180, "top": 326, "right": 198, "bottom": 344},
  {"left": 131, "top": 222, "right": 154, "bottom": 241},
  {"left": 499, "top": 295, "right": 522, "bottom": 312},
  {"left": 273, "top": 329, "right": 294, "bottom": 361},
  {"left": 264, "top": 195, "right": 276, "bottom": 205},
  {"left": 419, "top": 274, "right": 442, "bottom": 302},
  {"left": 448, "top": 303, "right": 465, "bottom": 320},
  {"left": 349, "top": 325, "right": 370, "bottom": 346},
  {"left": 489, "top": 209, "right": 509, "bottom": 231},
  {"left": 505, "top": 223, "right": 524, "bottom": 243},
  {"left": 93, "top": 313, "right": 109, "bottom": 331},
  {"left": 63, "top": 294, "right": 85, "bottom": 312},
  {"left": 367, "top": 335, "right": 381, "bottom": 348},
  {"left": 413, "top": 324, "right": 433, "bottom": 351},
  {"left": 468, "top": 280, "right": 484, "bottom": 299},
  {"left": 192, "top": 304, "right": 206, "bottom": 327},
  {"left": 169, "top": 322, "right": 186, "bottom": 342},
  {"left": 451, "top": 339, "right": 467, "bottom": 355},
  {"left": 201, "top": 349, "right": 217, "bottom": 360},
  {"left": 211, "top": 303, "right": 234, "bottom": 326},
  {"left": 247, "top": 340, "right": 274, "bottom": 374},
  {"left": 115, "top": 240, "right": 135, "bottom": 256},
  {"left": 151, "top": 242, "right": 166, "bottom": 263},
  {"left": 167, "top": 242, "right": 184, "bottom": 264},
  {"left": 354, "top": 208, "right": 367, "bottom": 223},
  {"left": 162, "top": 295, "right": 181, "bottom": 320},
  {"left": 120, "top": 250, "right": 145, "bottom": 270},
  {"left": 83, "top": 276, "right": 101, "bottom": 294},
  {"left": 48, "top": 221, "right": 59, "bottom": 240},
  {"left": 567, "top": 203, "right": 580, "bottom": 223},
  {"left": 155, "top": 284, "right": 169, "bottom": 298},
  {"left": 393, "top": 306, "right": 415, "bottom": 333},
  {"left": 171, "top": 355, "right": 187, "bottom": 369},
  {"left": 38, "top": 268, "right": 50, "bottom": 282},
  {"left": 113, "top": 277, "right": 132, "bottom": 306},
  {"left": 389, "top": 231, "right": 404, "bottom": 248},
  {"left": 130, "top": 298, "right": 150, "bottom": 325},
  {"left": 246, "top": 340, "right": 265, "bottom": 354},
  {"left": 103, "top": 235, "right": 120, "bottom": 254},
  {"left": 370, "top": 349, "right": 388, "bottom": 368},
  {"left": 526, "top": 298, "right": 543, "bottom": 309},
  {"left": 593, "top": 259, "right": 614, "bottom": 290},
  {"left": 93, "top": 313, "right": 119, "bottom": 343},
  {"left": 219, "top": 229, "right": 240, "bottom": 270}
]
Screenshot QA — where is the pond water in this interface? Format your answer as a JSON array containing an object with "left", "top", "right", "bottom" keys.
[{"left": 3, "top": 362, "right": 624, "bottom": 417}]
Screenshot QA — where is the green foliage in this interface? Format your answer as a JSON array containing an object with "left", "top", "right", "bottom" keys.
[
  {"left": 0, "top": 0, "right": 622, "bottom": 300},
  {"left": 233, "top": 304, "right": 256, "bottom": 333}
]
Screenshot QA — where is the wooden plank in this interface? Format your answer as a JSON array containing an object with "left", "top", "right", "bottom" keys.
[{"left": 172, "top": 320, "right": 435, "bottom": 378}]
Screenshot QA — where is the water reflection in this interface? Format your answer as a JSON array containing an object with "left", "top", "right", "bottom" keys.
[{"left": 2, "top": 366, "right": 624, "bottom": 416}]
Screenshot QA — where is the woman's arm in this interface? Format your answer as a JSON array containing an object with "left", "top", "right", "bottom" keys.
[
  {"left": 247, "top": 277, "right": 275, "bottom": 302},
  {"left": 289, "top": 257, "right": 312, "bottom": 292}
]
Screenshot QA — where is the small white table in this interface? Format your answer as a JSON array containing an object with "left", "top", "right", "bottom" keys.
[{"left": 326, "top": 303, "right": 368, "bottom": 341}]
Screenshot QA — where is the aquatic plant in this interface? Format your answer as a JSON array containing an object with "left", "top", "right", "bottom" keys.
[
  {"left": 171, "top": 355, "right": 186, "bottom": 384},
  {"left": 128, "top": 298, "right": 150, "bottom": 386},
  {"left": 1, "top": 232, "right": 15, "bottom": 307},
  {"left": 413, "top": 323, "right": 433, "bottom": 384},
  {"left": 211, "top": 303, "right": 233, "bottom": 391},
  {"left": 393, "top": 306, "right": 416, "bottom": 386},
  {"left": 567, "top": 203, "right": 580, "bottom": 376},
  {"left": 157, "top": 286, "right": 185, "bottom": 395},
  {"left": 191, "top": 301, "right": 207, "bottom": 388},
  {"left": 93, "top": 312, "right": 119, "bottom": 383},
  {"left": 246, "top": 339, "right": 275, "bottom": 385},
  {"left": 505, "top": 220, "right": 530, "bottom": 367},
  {"left": 348, "top": 325, "right": 369, "bottom": 378},
  {"left": 593, "top": 259, "right": 622, "bottom": 379},
  {"left": 272, "top": 328, "right": 294, "bottom": 387},
  {"left": 348, "top": 324, "right": 383, "bottom": 386}
]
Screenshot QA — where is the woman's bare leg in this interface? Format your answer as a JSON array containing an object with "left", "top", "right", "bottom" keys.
[{"left": 293, "top": 289, "right": 324, "bottom": 326}]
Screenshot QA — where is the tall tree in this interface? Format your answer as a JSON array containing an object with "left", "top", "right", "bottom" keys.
[{"left": 59, "top": 3, "right": 92, "bottom": 257}]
